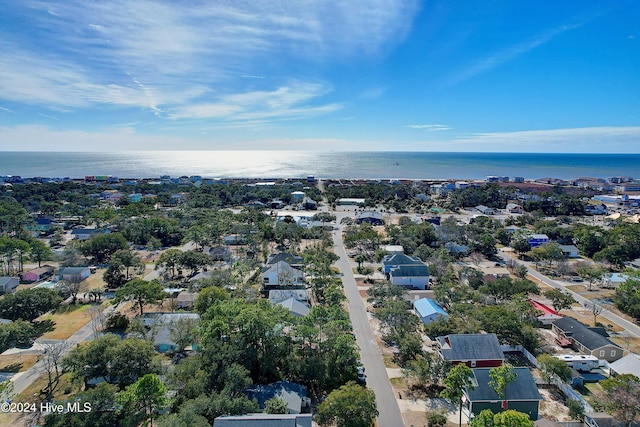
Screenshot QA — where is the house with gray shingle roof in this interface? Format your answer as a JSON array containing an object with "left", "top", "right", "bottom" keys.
[
  {"left": 382, "top": 253, "right": 429, "bottom": 290},
  {"left": 464, "top": 367, "right": 542, "bottom": 421},
  {"left": 437, "top": 334, "right": 504, "bottom": 368},
  {"left": 213, "top": 413, "right": 312, "bottom": 427},
  {"left": 552, "top": 317, "right": 624, "bottom": 362}
]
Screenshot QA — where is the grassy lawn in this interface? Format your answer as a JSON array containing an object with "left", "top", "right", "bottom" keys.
[
  {"left": 389, "top": 377, "right": 406, "bottom": 388},
  {"left": 80, "top": 269, "right": 108, "bottom": 291},
  {"left": 383, "top": 355, "right": 399, "bottom": 368},
  {"left": 0, "top": 354, "right": 39, "bottom": 373},
  {"left": 38, "top": 304, "right": 93, "bottom": 340}
]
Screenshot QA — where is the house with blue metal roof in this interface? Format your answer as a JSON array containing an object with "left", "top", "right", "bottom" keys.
[{"left": 413, "top": 298, "right": 448, "bottom": 324}]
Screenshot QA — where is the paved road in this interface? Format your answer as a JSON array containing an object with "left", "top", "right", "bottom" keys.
[
  {"left": 332, "top": 221, "right": 405, "bottom": 427},
  {"left": 497, "top": 251, "right": 640, "bottom": 338},
  {"left": 11, "top": 302, "right": 120, "bottom": 396}
]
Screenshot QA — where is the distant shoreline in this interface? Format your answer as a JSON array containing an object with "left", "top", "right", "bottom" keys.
[{"left": 1, "top": 151, "right": 638, "bottom": 181}]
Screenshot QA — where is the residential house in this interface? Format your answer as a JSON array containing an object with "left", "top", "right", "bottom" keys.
[
  {"left": 0, "top": 277, "right": 19, "bottom": 294},
  {"left": 413, "top": 298, "right": 448, "bottom": 324},
  {"left": 56, "top": 267, "right": 91, "bottom": 283},
  {"left": 291, "top": 191, "right": 305, "bottom": 203},
  {"left": 382, "top": 254, "right": 429, "bottom": 290},
  {"left": 21, "top": 265, "right": 54, "bottom": 283},
  {"left": 355, "top": 211, "right": 384, "bottom": 225},
  {"left": 71, "top": 228, "right": 109, "bottom": 240},
  {"left": 261, "top": 261, "right": 305, "bottom": 288},
  {"left": 28, "top": 218, "right": 53, "bottom": 234},
  {"left": 475, "top": 205, "right": 496, "bottom": 215},
  {"left": 277, "top": 298, "right": 310, "bottom": 318},
  {"left": 244, "top": 381, "right": 310, "bottom": 414},
  {"left": 552, "top": 317, "right": 624, "bottom": 362},
  {"left": 506, "top": 203, "right": 523, "bottom": 214},
  {"left": 609, "top": 353, "right": 640, "bottom": 378},
  {"left": 528, "top": 300, "right": 563, "bottom": 325},
  {"left": 528, "top": 234, "right": 549, "bottom": 248},
  {"left": 174, "top": 291, "right": 198, "bottom": 310},
  {"left": 267, "top": 253, "right": 304, "bottom": 268},
  {"left": 436, "top": 334, "right": 504, "bottom": 368},
  {"left": 389, "top": 264, "right": 430, "bottom": 290},
  {"left": 464, "top": 367, "right": 542, "bottom": 421},
  {"left": 138, "top": 312, "right": 200, "bottom": 352},
  {"left": 268, "top": 289, "right": 309, "bottom": 304},
  {"left": 601, "top": 273, "right": 629, "bottom": 289},
  {"left": 558, "top": 245, "right": 580, "bottom": 258},
  {"left": 128, "top": 193, "right": 142, "bottom": 203},
  {"left": 206, "top": 246, "right": 232, "bottom": 262},
  {"left": 336, "top": 198, "right": 366, "bottom": 206},
  {"left": 213, "top": 414, "right": 312, "bottom": 427},
  {"left": 584, "top": 413, "right": 623, "bottom": 427}
]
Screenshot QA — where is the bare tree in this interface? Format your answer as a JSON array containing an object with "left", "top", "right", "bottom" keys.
[
  {"left": 88, "top": 305, "right": 106, "bottom": 338},
  {"left": 590, "top": 302, "right": 603, "bottom": 326},
  {"left": 42, "top": 341, "right": 69, "bottom": 402},
  {"left": 468, "top": 252, "right": 484, "bottom": 267}
]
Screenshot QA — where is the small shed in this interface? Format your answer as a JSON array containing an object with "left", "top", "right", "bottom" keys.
[
  {"left": 0, "top": 277, "right": 19, "bottom": 293},
  {"left": 413, "top": 298, "right": 448, "bottom": 324}
]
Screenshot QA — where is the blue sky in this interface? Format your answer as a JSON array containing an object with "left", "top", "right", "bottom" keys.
[{"left": 1, "top": 0, "right": 639, "bottom": 152}]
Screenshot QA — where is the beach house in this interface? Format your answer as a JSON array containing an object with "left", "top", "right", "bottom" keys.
[
  {"left": 413, "top": 298, "right": 448, "bottom": 324},
  {"left": 552, "top": 317, "right": 624, "bottom": 362},
  {"left": 436, "top": 333, "right": 504, "bottom": 368},
  {"left": 0, "top": 277, "right": 19, "bottom": 294}
]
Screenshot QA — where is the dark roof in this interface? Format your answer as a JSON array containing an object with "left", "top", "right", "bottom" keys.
[
  {"left": 389, "top": 265, "right": 429, "bottom": 277},
  {"left": 553, "top": 317, "right": 621, "bottom": 351},
  {"left": 57, "top": 267, "right": 90, "bottom": 275},
  {"left": 214, "top": 413, "right": 312, "bottom": 427},
  {"left": 382, "top": 253, "right": 424, "bottom": 267},
  {"left": 245, "top": 381, "right": 307, "bottom": 414},
  {"left": 437, "top": 334, "right": 504, "bottom": 362},
  {"left": 466, "top": 367, "right": 542, "bottom": 402},
  {"left": 267, "top": 253, "right": 304, "bottom": 265}
]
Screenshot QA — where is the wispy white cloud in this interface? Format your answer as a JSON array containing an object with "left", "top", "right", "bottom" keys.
[
  {"left": 0, "top": 0, "right": 418, "bottom": 124},
  {"left": 38, "top": 113, "right": 59, "bottom": 120},
  {"left": 448, "top": 21, "right": 587, "bottom": 85},
  {"left": 168, "top": 82, "right": 341, "bottom": 121},
  {"left": 408, "top": 124, "right": 451, "bottom": 131},
  {"left": 0, "top": 106, "right": 15, "bottom": 113},
  {"left": 421, "top": 126, "right": 640, "bottom": 152}
]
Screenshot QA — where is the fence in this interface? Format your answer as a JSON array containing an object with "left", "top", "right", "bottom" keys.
[{"left": 501, "top": 345, "right": 595, "bottom": 413}]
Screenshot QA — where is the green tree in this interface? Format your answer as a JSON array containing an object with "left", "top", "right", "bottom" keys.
[
  {"left": 615, "top": 274, "right": 640, "bottom": 320},
  {"left": 510, "top": 238, "right": 531, "bottom": 258},
  {"left": 155, "top": 248, "right": 183, "bottom": 278},
  {"left": 116, "top": 279, "right": 166, "bottom": 315},
  {"left": 169, "top": 316, "right": 199, "bottom": 352},
  {"left": 599, "top": 374, "right": 640, "bottom": 427},
  {"left": 317, "top": 381, "right": 378, "bottom": 427},
  {"left": 63, "top": 334, "right": 159, "bottom": 389},
  {"left": 493, "top": 410, "right": 534, "bottom": 427},
  {"left": 543, "top": 289, "right": 576, "bottom": 312},
  {"left": 567, "top": 399, "right": 585, "bottom": 421},
  {"left": 29, "top": 239, "right": 53, "bottom": 267},
  {"left": 441, "top": 363, "right": 474, "bottom": 427},
  {"left": 426, "top": 410, "right": 448, "bottom": 427},
  {"left": 264, "top": 397, "right": 288, "bottom": 414},
  {"left": 118, "top": 373, "right": 168, "bottom": 427},
  {"left": 81, "top": 232, "right": 128, "bottom": 264},
  {"left": 43, "top": 383, "right": 120, "bottom": 427},
  {"left": 0, "top": 288, "right": 63, "bottom": 321},
  {"left": 575, "top": 263, "right": 605, "bottom": 291},
  {"left": 194, "top": 286, "right": 230, "bottom": 315},
  {"left": 536, "top": 354, "right": 572, "bottom": 384},
  {"left": 489, "top": 364, "right": 516, "bottom": 398}
]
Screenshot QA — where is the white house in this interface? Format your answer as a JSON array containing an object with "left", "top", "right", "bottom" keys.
[
  {"left": 261, "top": 261, "right": 305, "bottom": 287},
  {"left": 601, "top": 273, "right": 628, "bottom": 289}
]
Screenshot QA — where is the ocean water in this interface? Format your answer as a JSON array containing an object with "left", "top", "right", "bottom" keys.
[{"left": 0, "top": 151, "right": 638, "bottom": 180}]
